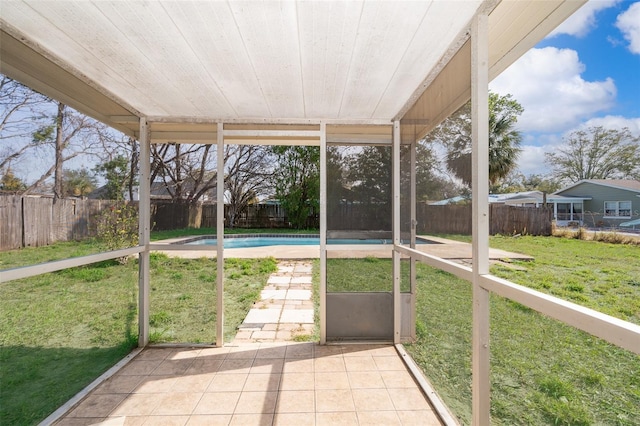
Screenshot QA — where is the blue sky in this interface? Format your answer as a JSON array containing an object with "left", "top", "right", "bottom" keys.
[{"left": 490, "top": 0, "right": 640, "bottom": 177}]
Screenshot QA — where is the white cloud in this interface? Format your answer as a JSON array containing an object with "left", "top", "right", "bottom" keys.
[
  {"left": 490, "top": 47, "right": 616, "bottom": 133},
  {"left": 517, "top": 144, "right": 555, "bottom": 177},
  {"left": 573, "top": 115, "right": 640, "bottom": 134},
  {"left": 548, "top": 0, "right": 619, "bottom": 38},
  {"left": 615, "top": 2, "right": 640, "bottom": 54}
]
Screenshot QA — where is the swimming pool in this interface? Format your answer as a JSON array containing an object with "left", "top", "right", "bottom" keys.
[{"left": 179, "top": 234, "right": 433, "bottom": 249}]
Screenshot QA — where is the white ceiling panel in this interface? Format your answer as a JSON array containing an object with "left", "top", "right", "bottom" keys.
[{"left": 0, "top": 0, "right": 584, "bottom": 138}]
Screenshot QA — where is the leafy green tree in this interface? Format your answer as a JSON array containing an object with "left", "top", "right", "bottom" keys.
[
  {"left": 545, "top": 126, "right": 640, "bottom": 183},
  {"left": 0, "top": 167, "right": 27, "bottom": 191},
  {"left": 95, "top": 155, "right": 130, "bottom": 200},
  {"left": 63, "top": 167, "right": 97, "bottom": 198},
  {"left": 271, "top": 146, "right": 319, "bottom": 229},
  {"left": 431, "top": 92, "right": 524, "bottom": 187},
  {"left": 493, "top": 172, "right": 561, "bottom": 194}
]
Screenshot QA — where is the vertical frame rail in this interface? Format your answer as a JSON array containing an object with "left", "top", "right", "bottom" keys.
[
  {"left": 138, "top": 118, "right": 150, "bottom": 347},
  {"left": 471, "top": 12, "right": 491, "bottom": 425},
  {"left": 392, "top": 120, "right": 401, "bottom": 344},
  {"left": 320, "top": 122, "right": 327, "bottom": 344},
  {"left": 216, "top": 122, "right": 225, "bottom": 346},
  {"left": 410, "top": 139, "right": 417, "bottom": 341}
]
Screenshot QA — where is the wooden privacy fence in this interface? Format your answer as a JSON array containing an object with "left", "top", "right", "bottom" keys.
[
  {"left": 0, "top": 196, "right": 118, "bottom": 251},
  {"left": 1, "top": 195, "right": 553, "bottom": 251},
  {"left": 417, "top": 203, "right": 553, "bottom": 236}
]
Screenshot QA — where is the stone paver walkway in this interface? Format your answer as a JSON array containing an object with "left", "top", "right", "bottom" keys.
[{"left": 234, "top": 261, "right": 316, "bottom": 343}]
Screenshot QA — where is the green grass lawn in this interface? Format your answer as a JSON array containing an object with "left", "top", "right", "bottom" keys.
[
  {"left": 404, "top": 236, "right": 640, "bottom": 426},
  {"left": 0, "top": 244, "right": 276, "bottom": 425}
]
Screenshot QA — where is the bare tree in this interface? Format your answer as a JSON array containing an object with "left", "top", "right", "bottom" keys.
[
  {"left": 225, "top": 145, "right": 273, "bottom": 228},
  {"left": 26, "top": 102, "right": 111, "bottom": 199},
  {"left": 2, "top": 75, "right": 127, "bottom": 197},
  {"left": 150, "top": 143, "right": 223, "bottom": 204},
  {"left": 0, "top": 76, "right": 50, "bottom": 173},
  {"left": 545, "top": 126, "right": 640, "bottom": 183}
]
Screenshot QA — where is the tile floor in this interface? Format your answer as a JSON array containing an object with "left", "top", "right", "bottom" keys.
[
  {"left": 53, "top": 261, "right": 443, "bottom": 425},
  {"left": 55, "top": 342, "right": 442, "bottom": 425}
]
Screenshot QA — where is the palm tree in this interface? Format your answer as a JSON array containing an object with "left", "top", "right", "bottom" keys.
[{"left": 436, "top": 92, "right": 523, "bottom": 187}]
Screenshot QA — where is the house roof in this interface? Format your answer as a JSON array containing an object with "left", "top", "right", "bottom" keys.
[
  {"left": 0, "top": 1, "right": 584, "bottom": 143},
  {"left": 555, "top": 179, "right": 640, "bottom": 195}
]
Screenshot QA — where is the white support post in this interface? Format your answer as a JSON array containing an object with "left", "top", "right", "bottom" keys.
[
  {"left": 320, "top": 122, "right": 327, "bottom": 345},
  {"left": 216, "top": 122, "right": 225, "bottom": 347},
  {"left": 471, "top": 12, "right": 491, "bottom": 426},
  {"left": 392, "top": 120, "right": 401, "bottom": 344},
  {"left": 410, "top": 139, "right": 417, "bottom": 340},
  {"left": 138, "top": 118, "right": 150, "bottom": 347}
]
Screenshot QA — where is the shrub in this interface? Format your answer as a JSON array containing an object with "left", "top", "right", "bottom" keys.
[{"left": 96, "top": 202, "right": 139, "bottom": 263}]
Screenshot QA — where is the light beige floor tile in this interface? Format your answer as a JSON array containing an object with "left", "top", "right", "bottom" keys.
[
  {"left": 280, "top": 372, "right": 315, "bottom": 391},
  {"left": 110, "top": 393, "right": 161, "bottom": 416},
  {"left": 379, "top": 370, "right": 417, "bottom": 388},
  {"left": 387, "top": 388, "right": 432, "bottom": 411},
  {"left": 276, "top": 390, "right": 315, "bottom": 413},
  {"left": 352, "top": 388, "right": 395, "bottom": 411},
  {"left": 396, "top": 409, "right": 442, "bottom": 425},
  {"left": 186, "top": 358, "right": 223, "bottom": 374},
  {"left": 372, "top": 356, "right": 407, "bottom": 371},
  {"left": 347, "top": 371, "right": 385, "bottom": 389},
  {"left": 227, "top": 347, "right": 259, "bottom": 359},
  {"left": 285, "top": 343, "right": 314, "bottom": 358},
  {"left": 250, "top": 358, "right": 284, "bottom": 374},
  {"left": 229, "top": 413, "right": 274, "bottom": 425},
  {"left": 218, "top": 358, "right": 254, "bottom": 374},
  {"left": 152, "top": 392, "right": 203, "bottom": 415},
  {"left": 357, "top": 410, "right": 402, "bottom": 425},
  {"left": 343, "top": 356, "right": 377, "bottom": 372},
  {"left": 186, "top": 415, "right": 232, "bottom": 425},
  {"left": 198, "top": 346, "right": 231, "bottom": 359},
  {"left": 274, "top": 412, "right": 316, "bottom": 426},
  {"left": 173, "top": 373, "right": 215, "bottom": 393},
  {"left": 314, "top": 372, "right": 350, "bottom": 389},
  {"left": 119, "top": 360, "right": 161, "bottom": 375},
  {"left": 315, "top": 389, "right": 355, "bottom": 412},
  {"left": 151, "top": 359, "right": 194, "bottom": 376},
  {"left": 255, "top": 345, "right": 287, "bottom": 359},
  {"left": 234, "top": 390, "right": 278, "bottom": 414},
  {"left": 193, "top": 392, "right": 241, "bottom": 415},
  {"left": 243, "top": 373, "right": 281, "bottom": 391},
  {"left": 135, "top": 348, "right": 175, "bottom": 361},
  {"left": 170, "top": 348, "right": 202, "bottom": 360},
  {"left": 206, "top": 373, "right": 248, "bottom": 392},
  {"left": 283, "top": 358, "right": 314, "bottom": 373},
  {"left": 313, "top": 345, "right": 344, "bottom": 358},
  {"left": 93, "top": 375, "right": 143, "bottom": 394},
  {"left": 142, "top": 416, "right": 189, "bottom": 426},
  {"left": 66, "top": 394, "right": 126, "bottom": 417},
  {"left": 315, "top": 411, "right": 358, "bottom": 425},
  {"left": 134, "top": 375, "right": 177, "bottom": 393},
  {"left": 314, "top": 357, "right": 345, "bottom": 372}
]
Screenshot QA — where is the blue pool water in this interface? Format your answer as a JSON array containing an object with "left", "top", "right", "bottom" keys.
[{"left": 183, "top": 235, "right": 430, "bottom": 248}]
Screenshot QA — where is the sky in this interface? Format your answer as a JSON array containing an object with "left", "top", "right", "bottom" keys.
[{"left": 489, "top": 0, "right": 640, "bottom": 178}]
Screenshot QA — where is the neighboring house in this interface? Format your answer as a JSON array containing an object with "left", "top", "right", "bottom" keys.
[{"left": 552, "top": 180, "right": 640, "bottom": 228}]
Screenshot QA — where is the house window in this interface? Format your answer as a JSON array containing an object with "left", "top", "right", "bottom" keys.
[{"left": 604, "top": 201, "right": 632, "bottom": 218}]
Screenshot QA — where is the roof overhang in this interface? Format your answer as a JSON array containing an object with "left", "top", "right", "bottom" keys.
[{"left": 0, "top": 0, "right": 586, "bottom": 143}]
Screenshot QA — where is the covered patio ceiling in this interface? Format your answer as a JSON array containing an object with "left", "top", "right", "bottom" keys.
[{"left": 0, "top": 0, "right": 584, "bottom": 143}]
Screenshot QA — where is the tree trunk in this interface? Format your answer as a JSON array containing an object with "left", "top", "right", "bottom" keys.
[{"left": 53, "top": 102, "right": 65, "bottom": 201}]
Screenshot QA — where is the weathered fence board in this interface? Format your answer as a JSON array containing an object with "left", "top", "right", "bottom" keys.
[{"left": 0, "top": 196, "right": 23, "bottom": 250}]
